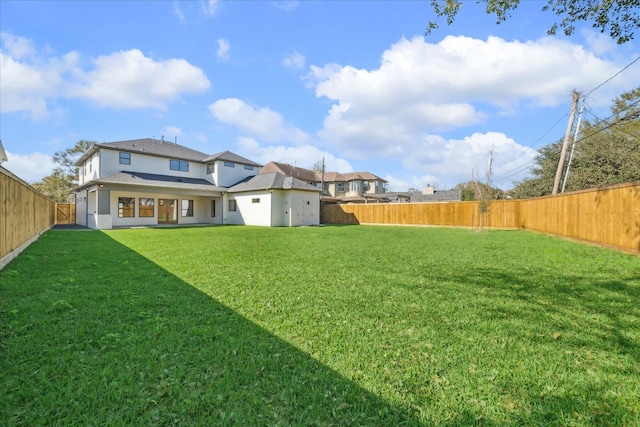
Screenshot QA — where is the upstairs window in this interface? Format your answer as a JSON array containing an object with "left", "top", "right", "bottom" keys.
[
  {"left": 206, "top": 162, "right": 215, "bottom": 174},
  {"left": 337, "top": 182, "right": 345, "bottom": 193},
  {"left": 244, "top": 165, "right": 254, "bottom": 170},
  {"left": 170, "top": 159, "right": 189, "bottom": 172},
  {"left": 224, "top": 161, "right": 235, "bottom": 168},
  {"left": 119, "top": 152, "right": 131, "bottom": 165},
  {"left": 252, "top": 198, "right": 260, "bottom": 203}
]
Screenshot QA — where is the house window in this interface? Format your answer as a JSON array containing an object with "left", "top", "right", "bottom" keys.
[
  {"left": 181, "top": 200, "right": 194, "bottom": 217},
  {"left": 119, "top": 152, "right": 131, "bottom": 165},
  {"left": 244, "top": 165, "right": 254, "bottom": 170},
  {"left": 206, "top": 162, "right": 215, "bottom": 174},
  {"left": 228, "top": 199, "right": 237, "bottom": 212},
  {"left": 224, "top": 161, "right": 235, "bottom": 168},
  {"left": 118, "top": 197, "right": 135, "bottom": 218},
  {"left": 139, "top": 198, "right": 154, "bottom": 217},
  {"left": 170, "top": 159, "right": 189, "bottom": 172},
  {"left": 363, "top": 182, "right": 370, "bottom": 192},
  {"left": 211, "top": 200, "right": 216, "bottom": 217},
  {"left": 337, "top": 182, "right": 345, "bottom": 193},
  {"left": 252, "top": 198, "right": 260, "bottom": 203}
]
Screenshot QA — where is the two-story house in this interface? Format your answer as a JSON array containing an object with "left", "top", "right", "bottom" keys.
[
  {"left": 260, "top": 161, "right": 388, "bottom": 203},
  {"left": 73, "top": 138, "right": 321, "bottom": 228}
]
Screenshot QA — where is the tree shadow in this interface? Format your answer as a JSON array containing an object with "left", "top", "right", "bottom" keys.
[{"left": 1, "top": 231, "right": 418, "bottom": 425}]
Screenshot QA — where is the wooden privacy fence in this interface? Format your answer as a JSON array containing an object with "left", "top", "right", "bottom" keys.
[
  {"left": 1, "top": 167, "right": 56, "bottom": 269},
  {"left": 56, "top": 203, "right": 76, "bottom": 224},
  {"left": 322, "top": 181, "right": 640, "bottom": 254}
]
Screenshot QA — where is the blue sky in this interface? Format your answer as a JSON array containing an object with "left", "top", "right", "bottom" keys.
[{"left": 1, "top": 1, "right": 638, "bottom": 190}]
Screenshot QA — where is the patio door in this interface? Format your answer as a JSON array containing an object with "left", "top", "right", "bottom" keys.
[{"left": 158, "top": 199, "right": 178, "bottom": 224}]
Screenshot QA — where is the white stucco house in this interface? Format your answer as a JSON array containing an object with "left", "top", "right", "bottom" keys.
[{"left": 73, "top": 138, "right": 321, "bottom": 229}]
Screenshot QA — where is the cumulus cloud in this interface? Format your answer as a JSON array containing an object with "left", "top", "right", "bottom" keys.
[
  {"left": 1, "top": 34, "right": 211, "bottom": 116},
  {"left": 283, "top": 51, "right": 305, "bottom": 70},
  {"left": 236, "top": 136, "right": 352, "bottom": 173},
  {"left": 3, "top": 151, "right": 56, "bottom": 183},
  {"left": 305, "top": 34, "right": 634, "bottom": 188},
  {"left": 73, "top": 49, "right": 210, "bottom": 109},
  {"left": 216, "top": 38, "right": 230, "bottom": 61},
  {"left": 209, "top": 98, "right": 309, "bottom": 144}
]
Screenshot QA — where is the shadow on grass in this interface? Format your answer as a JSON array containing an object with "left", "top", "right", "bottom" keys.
[{"left": 1, "top": 231, "right": 417, "bottom": 425}]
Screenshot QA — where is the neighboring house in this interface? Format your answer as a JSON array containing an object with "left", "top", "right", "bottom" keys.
[
  {"left": 73, "top": 138, "right": 317, "bottom": 228},
  {"left": 260, "top": 161, "right": 388, "bottom": 203},
  {"left": 409, "top": 186, "right": 462, "bottom": 202}
]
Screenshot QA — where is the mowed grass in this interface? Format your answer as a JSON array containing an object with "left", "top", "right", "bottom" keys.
[{"left": 1, "top": 225, "right": 639, "bottom": 426}]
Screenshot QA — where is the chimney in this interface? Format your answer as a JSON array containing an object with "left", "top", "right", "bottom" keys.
[{"left": 422, "top": 185, "right": 435, "bottom": 195}]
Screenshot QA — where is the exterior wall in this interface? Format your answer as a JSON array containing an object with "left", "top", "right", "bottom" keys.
[
  {"left": 74, "top": 191, "right": 88, "bottom": 226},
  {"left": 270, "top": 191, "right": 287, "bottom": 226},
  {"left": 213, "top": 160, "right": 258, "bottom": 187},
  {"left": 286, "top": 190, "right": 320, "bottom": 226},
  {"left": 80, "top": 152, "right": 100, "bottom": 185},
  {"left": 99, "top": 149, "right": 211, "bottom": 183},
  {"left": 225, "top": 191, "right": 272, "bottom": 226}
]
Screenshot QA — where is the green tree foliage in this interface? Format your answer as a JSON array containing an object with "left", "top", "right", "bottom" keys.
[
  {"left": 32, "top": 140, "right": 94, "bottom": 203},
  {"left": 453, "top": 181, "right": 505, "bottom": 201},
  {"left": 511, "top": 87, "right": 640, "bottom": 199},
  {"left": 426, "top": 0, "right": 639, "bottom": 44}
]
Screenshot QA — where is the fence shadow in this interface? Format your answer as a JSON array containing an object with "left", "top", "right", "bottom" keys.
[{"left": 1, "top": 230, "right": 417, "bottom": 425}]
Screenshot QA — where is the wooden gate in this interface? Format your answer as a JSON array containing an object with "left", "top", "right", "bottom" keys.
[{"left": 55, "top": 203, "right": 76, "bottom": 225}]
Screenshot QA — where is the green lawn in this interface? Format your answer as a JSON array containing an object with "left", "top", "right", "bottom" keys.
[{"left": 1, "top": 225, "right": 639, "bottom": 426}]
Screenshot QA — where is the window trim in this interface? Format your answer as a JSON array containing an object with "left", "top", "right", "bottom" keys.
[
  {"left": 170, "top": 159, "right": 189, "bottom": 172},
  {"left": 119, "top": 152, "right": 131, "bottom": 165},
  {"left": 181, "top": 199, "right": 194, "bottom": 217},
  {"left": 139, "top": 198, "right": 154, "bottom": 217},
  {"left": 118, "top": 197, "right": 135, "bottom": 218}
]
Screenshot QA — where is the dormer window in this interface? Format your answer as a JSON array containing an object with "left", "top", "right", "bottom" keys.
[
  {"left": 170, "top": 159, "right": 189, "bottom": 172},
  {"left": 119, "top": 152, "right": 131, "bottom": 165}
]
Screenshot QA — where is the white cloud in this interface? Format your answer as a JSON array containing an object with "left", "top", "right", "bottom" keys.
[
  {"left": 273, "top": 1, "right": 299, "bottom": 11},
  {"left": 3, "top": 151, "right": 56, "bottom": 183},
  {"left": 235, "top": 136, "right": 352, "bottom": 173},
  {"left": 173, "top": 1, "right": 186, "bottom": 22},
  {"left": 216, "top": 38, "right": 230, "bottom": 61},
  {"left": 209, "top": 98, "right": 309, "bottom": 144},
  {"left": 201, "top": 0, "right": 218, "bottom": 16},
  {"left": 305, "top": 34, "right": 635, "bottom": 188},
  {"left": 400, "top": 132, "right": 537, "bottom": 189},
  {"left": 1, "top": 34, "right": 211, "bottom": 116},
  {"left": 283, "top": 51, "right": 305, "bottom": 70},
  {"left": 73, "top": 49, "right": 210, "bottom": 109}
]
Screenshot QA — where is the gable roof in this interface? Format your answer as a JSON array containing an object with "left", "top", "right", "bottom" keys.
[
  {"left": 75, "top": 138, "right": 210, "bottom": 165},
  {"left": 322, "top": 171, "right": 387, "bottom": 183},
  {"left": 203, "top": 150, "right": 262, "bottom": 167},
  {"left": 260, "top": 161, "right": 318, "bottom": 182},
  {"left": 227, "top": 172, "right": 323, "bottom": 193}
]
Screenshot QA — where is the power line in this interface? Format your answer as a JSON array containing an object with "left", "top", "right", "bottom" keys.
[{"left": 583, "top": 55, "right": 640, "bottom": 99}]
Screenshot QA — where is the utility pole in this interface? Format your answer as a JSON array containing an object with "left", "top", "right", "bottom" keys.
[
  {"left": 561, "top": 104, "right": 584, "bottom": 193},
  {"left": 486, "top": 142, "right": 494, "bottom": 190},
  {"left": 552, "top": 90, "right": 580, "bottom": 194}
]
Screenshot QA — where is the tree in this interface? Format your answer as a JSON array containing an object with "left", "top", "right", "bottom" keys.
[
  {"left": 425, "top": 0, "right": 639, "bottom": 44},
  {"left": 510, "top": 87, "right": 640, "bottom": 198},
  {"left": 32, "top": 140, "right": 94, "bottom": 203},
  {"left": 454, "top": 181, "right": 505, "bottom": 201},
  {"left": 310, "top": 160, "right": 324, "bottom": 174}
]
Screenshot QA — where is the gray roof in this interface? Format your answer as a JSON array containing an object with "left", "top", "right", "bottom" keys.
[
  {"left": 227, "top": 172, "right": 323, "bottom": 193},
  {"left": 75, "top": 138, "right": 210, "bottom": 165},
  {"left": 75, "top": 171, "right": 225, "bottom": 192},
  {"left": 75, "top": 138, "right": 261, "bottom": 167},
  {"left": 410, "top": 189, "right": 462, "bottom": 202},
  {"left": 204, "top": 150, "right": 262, "bottom": 167}
]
